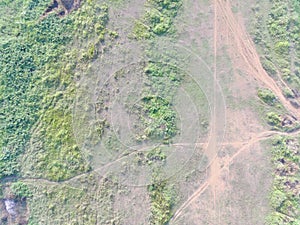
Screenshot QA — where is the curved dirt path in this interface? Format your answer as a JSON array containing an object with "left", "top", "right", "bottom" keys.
[{"left": 216, "top": 0, "right": 300, "bottom": 119}]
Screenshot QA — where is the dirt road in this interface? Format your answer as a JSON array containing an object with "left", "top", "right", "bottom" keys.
[{"left": 170, "top": 0, "right": 300, "bottom": 223}]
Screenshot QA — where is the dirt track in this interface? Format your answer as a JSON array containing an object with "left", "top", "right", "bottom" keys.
[
  {"left": 170, "top": 0, "right": 300, "bottom": 223},
  {"left": 215, "top": 0, "right": 300, "bottom": 119},
  {"left": 170, "top": 129, "right": 300, "bottom": 222}
]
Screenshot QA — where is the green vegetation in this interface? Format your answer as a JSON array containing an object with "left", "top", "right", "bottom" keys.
[
  {"left": 257, "top": 89, "right": 277, "bottom": 106},
  {"left": 266, "top": 112, "right": 281, "bottom": 128},
  {"left": 0, "top": 12, "right": 74, "bottom": 179},
  {"left": 253, "top": 0, "right": 300, "bottom": 91},
  {"left": 133, "top": 0, "right": 182, "bottom": 39},
  {"left": 146, "top": 147, "right": 167, "bottom": 165},
  {"left": 139, "top": 96, "right": 177, "bottom": 141},
  {"left": 267, "top": 136, "right": 300, "bottom": 224},
  {"left": 0, "top": 0, "right": 114, "bottom": 181},
  {"left": 11, "top": 181, "right": 32, "bottom": 199},
  {"left": 27, "top": 173, "right": 120, "bottom": 224},
  {"left": 148, "top": 180, "right": 176, "bottom": 224},
  {"left": 252, "top": 4, "right": 300, "bottom": 222},
  {"left": 132, "top": 2, "right": 183, "bottom": 223}
]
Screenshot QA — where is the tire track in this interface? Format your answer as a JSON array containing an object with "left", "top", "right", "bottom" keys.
[
  {"left": 216, "top": 0, "right": 300, "bottom": 119},
  {"left": 170, "top": 129, "right": 300, "bottom": 223},
  {"left": 170, "top": 0, "right": 300, "bottom": 222}
]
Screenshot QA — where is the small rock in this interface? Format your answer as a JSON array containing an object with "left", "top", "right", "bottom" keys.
[{"left": 4, "top": 199, "right": 16, "bottom": 216}]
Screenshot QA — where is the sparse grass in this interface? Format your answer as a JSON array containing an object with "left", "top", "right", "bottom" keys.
[
  {"left": 252, "top": 0, "right": 300, "bottom": 91},
  {"left": 27, "top": 173, "right": 120, "bottom": 224}
]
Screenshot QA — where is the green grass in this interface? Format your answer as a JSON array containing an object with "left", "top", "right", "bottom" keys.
[{"left": 0, "top": 0, "right": 113, "bottom": 181}]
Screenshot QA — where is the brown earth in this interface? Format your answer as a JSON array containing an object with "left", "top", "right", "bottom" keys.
[{"left": 170, "top": 0, "right": 300, "bottom": 223}]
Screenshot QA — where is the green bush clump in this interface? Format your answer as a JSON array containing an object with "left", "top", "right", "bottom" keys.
[
  {"left": 148, "top": 181, "right": 176, "bottom": 225},
  {"left": 132, "top": 21, "right": 152, "bottom": 39},
  {"left": 146, "top": 147, "right": 166, "bottom": 165},
  {"left": 283, "top": 88, "right": 295, "bottom": 98},
  {"left": 0, "top": 0, "right": 111, "bottom": 180},
  {"left": 145, "top": 62, "right": 182, "bottom": 82},
  {"left": 133, "top": 0, "right": 182, "bottom": 39},
  {"left": 274, "top": 41, "right": 290, "bottom": 55},
  {"left": 266, "top": 112, "right": 281, "bottom": 127},
  {"left": 141, "top": 96, "right": 177, "bottom": 141},
  {"left": 257, "top": 89, "right": 277, "bottom": 105},
  {"left": 267, "top": 136, "right": 300, "bottom": 224},
  {"left": 11, "top": 181, "right": 32, "bottom": 199},
  {"left": 261, "top": 58, "right": 277, "bottom": 77}
]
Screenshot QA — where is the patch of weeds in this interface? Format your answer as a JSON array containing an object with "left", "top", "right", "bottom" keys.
[
  {"left": 261, "top": 58, "right": 278, "bottom": 77},
  {"left": 104, "top": 134, "right": 122, "bottom": 153},
  {"left": 283, "top": 87, "right": 295, "bottom": 98},
  {"left": 95, "top": 119, "right": 109, "bottom": 138},
  {"left": 73, "top": 2, "right": 109, "bottom": 41},
  {"left": 266, "top": 136, "right": 300, "bottom": 224},
  {"left": 257, "top": 88, "right": 277, "bottom": 106},
  {"left": 132, "top": 21, "right": 152, "bottom": 39},
  {"left": 145, "top": 62, "right": 182, "bottom": 83},
  {"left": 146, "top": 147, "right": 167, "bottom": 165},
  {"left": 148, "top": 180, "right": 176, "bottom": 225},
  {"left": 144, "top": 62, "right": 183, "bottom": 102},
  {"left": 266, "top": 112, "right": 282, "bottom": 128},
  {"left": 37, "top": 107, "right": 90, "bottom": 181},
  {"left": 253, "top": 0, "right": 300, "bottom": 91},
  {"left": 135, "top": 96, "right": 177, "bottom": 142},
  {"left": 132, "top": 0, "right": 182, "bottom": 39},
  {"left": 10, "top": 182, "right": 32, "bottom": 200}
]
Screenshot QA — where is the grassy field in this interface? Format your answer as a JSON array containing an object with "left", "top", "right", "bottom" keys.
[{"left": 1, "top": 0, "right": 300, "bottom": 224}]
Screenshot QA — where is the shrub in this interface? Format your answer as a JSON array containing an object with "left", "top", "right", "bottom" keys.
[
  {"left": 257, "top": 89, "right": 277, "bottom": 105},
  {"left": 11, "top": 181, "right": 32, "bottom": 199},
  {"left": 266, "top": 112, "right": 281, "bottom": 127},
  {"left": 274, "top": 41, "right": 290, "bottom": 55}
]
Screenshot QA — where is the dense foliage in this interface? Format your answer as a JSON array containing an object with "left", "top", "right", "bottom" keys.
[
  {"left": 133, "top": 0, "right": 182, "bottom": 39},
  {"left": 148, "top": 181, "right": 176, "bottom": 224},
  {"left": 267, "top": 136, "right": 300, "bottom": 224},
  {"left": 0, "top": 0, "right": 111, "bottom": 181},
  {"left": 11, "top": 181, "right": 32, "bottom": 199}
]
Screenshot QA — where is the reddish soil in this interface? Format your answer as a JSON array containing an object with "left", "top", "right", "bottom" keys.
[{"left": 170, "top": 0, "right": 300, "bottom": 223}]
